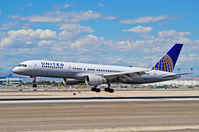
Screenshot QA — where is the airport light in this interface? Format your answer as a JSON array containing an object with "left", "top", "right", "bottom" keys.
[
  {"left": 190, "top": 68, "right": 193, "bottom": 72},
  {"left": 190, "top": 68, "right": 193, "bottom": 86},
  {"left": 177, "top": 68, "right": 181, "bottom": 86}
]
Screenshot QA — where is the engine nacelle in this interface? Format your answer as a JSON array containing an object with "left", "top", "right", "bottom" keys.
[
  {"left": 85, "top": 74, "right": 107, "bottom": 86},
  {"left": 63, "top": 78, "right": 84, "bottom": 85}
]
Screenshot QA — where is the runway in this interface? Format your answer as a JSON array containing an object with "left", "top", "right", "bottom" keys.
[
  {"left": 0, "top": 100, "right": 199, "bottom": 132},
  {"left": 1, "top": 91, "right": 199, "bottom": 131}
]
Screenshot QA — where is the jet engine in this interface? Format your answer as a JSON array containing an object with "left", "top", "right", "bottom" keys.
[
  {"left": 63, "top": 78, "right": 84, "bottom": 85},
  {"left": 85, "top": 74, "right": 107, "bottom": 86}
]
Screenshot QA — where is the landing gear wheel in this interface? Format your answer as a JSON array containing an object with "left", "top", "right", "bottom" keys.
[
  {"left": 33, "top": 84, "right": 37, "bottom": 87},
  {"left": 105, "top": 81, "right": 114, "bottom": 93},
  {"left": 95, "top": 88, "right": 101, "bottom": 93},
  {"left": 104, "top": 88, "right": 114, "bottom": 93},
  {"left": 104, "top": 88, "right": 109, "bottom": 92},
  {"left": 91, "top": 87, "right": 101, "bottom": 93},
  {"left": 109, "top": 89, "right": 114, "bottom": 93},
  {"left": 91, "top": 88, "right": 97, "bottom": 91}
]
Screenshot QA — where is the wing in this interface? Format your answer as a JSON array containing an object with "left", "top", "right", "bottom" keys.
[{"left": 103, "top": 70, "right": 148, "bottom": 81}]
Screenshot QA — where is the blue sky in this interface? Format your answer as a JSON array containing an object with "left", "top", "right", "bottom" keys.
[{"left": 0, "top": 0, "right": 199, "bottom": 76}]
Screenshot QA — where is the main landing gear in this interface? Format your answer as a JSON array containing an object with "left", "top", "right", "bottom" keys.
[
  {"left": 91, "top": 81, "right": 114, "bottom": 93},
  {"left": 91, "top": 87, "right": 101, "bottom": 93},
  {"left": 91, "top": 87, "right": 114, "bottom": 93},
  {"left": 32, "top": 77, "right": 37, "bottom": 87},
  {"left": 104, "top": 88, "right": 114, "bottom": 93},
  {"left": 104, "top": 82, "right": 114, "bottom": 93}
]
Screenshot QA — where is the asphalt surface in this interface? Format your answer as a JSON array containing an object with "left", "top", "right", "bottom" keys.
[
  {"left": 1, "top": 95, "right": 199, "bottom": 101},
  {"left": 0, "top": 100, "right": 199, "bottom": 132}
]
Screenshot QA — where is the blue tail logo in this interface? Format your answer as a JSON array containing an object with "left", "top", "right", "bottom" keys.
[{"left": 152, "top": 43, "right": 183, "bottom": 72}]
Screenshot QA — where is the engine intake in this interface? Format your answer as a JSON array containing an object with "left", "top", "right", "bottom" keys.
[{"left": 85, "top": 74, "right": 107, "bottom": 86}]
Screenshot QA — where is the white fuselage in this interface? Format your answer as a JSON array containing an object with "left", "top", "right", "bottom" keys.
[{"left": 12, "top": 60, "right": 180, "bottom": 84}]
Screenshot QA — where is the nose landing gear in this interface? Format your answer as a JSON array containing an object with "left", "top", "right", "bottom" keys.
[
  {"left": 32, "top": 77, "right": 37, "bottom": 87},
  {"left": 33, "top": 83, "right": 37, "bottom": 87}
]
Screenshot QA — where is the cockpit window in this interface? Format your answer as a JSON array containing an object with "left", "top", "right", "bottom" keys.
[{"left": 18, "top": 64, "right": 27, "bottom": 67}]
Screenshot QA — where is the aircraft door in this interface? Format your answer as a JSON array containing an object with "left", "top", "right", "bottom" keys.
[
  {"left": 65, "top": 64, "right": 72, "bottom": 77},
  {"left": 29, "top": 64, "right": 32, "bottom": 69},
  {"left": 68, "top": 65, "right": 71, "bottom": 70},
  {"left": 33, "top": 64, "right": 37, "bottom": 68}
]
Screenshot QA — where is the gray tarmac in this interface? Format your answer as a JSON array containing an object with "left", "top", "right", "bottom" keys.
[
  {"left": 1, "top": 89, "right": 199, "bottom": 131},
  {"left": 0, "top": 99, "right": 199, "bottom": 132}
]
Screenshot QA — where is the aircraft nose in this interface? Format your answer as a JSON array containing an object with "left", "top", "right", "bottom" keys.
[{"left": 12, "top": 67, "right": 19, "bottom": 74}]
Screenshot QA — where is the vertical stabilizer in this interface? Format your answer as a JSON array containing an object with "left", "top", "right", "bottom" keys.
[{"left": 152, "top": 43, "right": 183, "bottom": 72}]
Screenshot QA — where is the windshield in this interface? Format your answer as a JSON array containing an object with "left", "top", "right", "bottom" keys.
[{"left": 18, "top": 64, "right": 27, "bottom": 67}]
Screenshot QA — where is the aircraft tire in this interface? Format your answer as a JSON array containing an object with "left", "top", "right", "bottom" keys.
[
  {"left": 91, "top": 88, "right": 97, "bottom": 92},
  {"left": 33, "top": 84, "right": 37, "bottom": 88},
  {"left": 96, "top": 88, "right": 101, "bottom": 93},
  {"left": 109, "top": 89, "right": 114, "bottom": 93},
  {"left": 104, "top": 88, "right": 109, "bottom": 92}
]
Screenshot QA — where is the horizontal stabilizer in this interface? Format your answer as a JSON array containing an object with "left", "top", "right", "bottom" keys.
[{"left": 163, "top": 72, "right": 191, "bottom": 79}]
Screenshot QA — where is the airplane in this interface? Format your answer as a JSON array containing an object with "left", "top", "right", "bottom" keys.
[{"left": 12, "top": 43, "right": 188, "bottom": 93}]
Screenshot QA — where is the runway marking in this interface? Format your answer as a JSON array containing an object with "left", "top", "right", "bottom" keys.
[
  {"left": 1, "top": 98, "right": 199, "bottom": 104},
  {"left": 23, "top": 125, "right": 199, "bottom": 132}
]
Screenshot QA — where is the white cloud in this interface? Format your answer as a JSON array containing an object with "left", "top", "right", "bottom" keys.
[
  {"left": 51, "top": 34, "right": 112, "bottom": 53},
  {"left": 21, "top": 16, "right": 60, "bottom": 23},
  {"left": 63, "top": 4, "right": 70, "bottom": 9},
  {"left": 117, "top": 40, "right": 144, "bottom": 49},
  {"left": 120, "top": 16, "right": 167, "bottom": 24},
  {"left": 0, "top": 29, "right": 56, "bottom": 47},
  {"left": 114, "top": 29, "right": 197, "bottom": 53},
  {"left": 143, "top": 47, "right": 162, "bottom": 53},
  {"left": 26, "top": 41, "right": 32, "bottom": 45},
  {"left": 38, "top": 40, "right": 53, "bottom": 46},
  {"left": 104, "top": 16, "right": 117, "bottom": 20},
  {"left": 0, "top": 37, "right": 13, "bottom": 47},
  {"left": 58, "top": 24, "right": 94, "bottom": 40},
  {"left": 1, "top": 27, "right": 196, "bottom": 55},
  {"left": 0, "top": 24, "right": 95, "bottom": 49},
  {"left": 179, "top": 55, "right": 198, "bottom": 64},
  {"left": 10, "top": 10, "right": 101, "bottom": 23},
  {"left": 51, "top": 29, "right": 198, "bottom": 54},
  {"left": 0, "top": 21, "right": 18, "bottom": 30},
  {"left": 8, "top": 29, "right": 56, "bottom": 39},
  {"left": 157, "top": 30, "right": 194, "bottom": 45},
  {"left": 123, "top": 26, "right": 152, "bottom": 33},
  {"left": 98, "top": 3, "right": 104, "bottom": 7},
  {"left": 59, "top": 24, "right": 94, "bottom": 32},
  {"left": 158, "top": 30, "right": 190, "bottom": 37},
  {"left": 195, "top": 40, "right": 199, "bottom": 44},
  {"left": 70, "top": 35, "right": 105, "bottom": 48}
]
